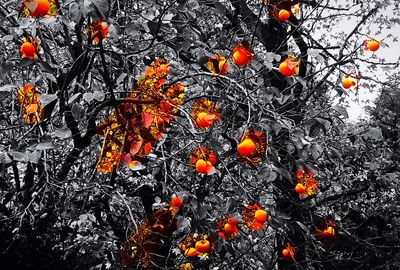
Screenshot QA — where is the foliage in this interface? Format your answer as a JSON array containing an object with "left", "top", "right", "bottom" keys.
[{"left": 0, "top": 0, "right": 399, "bottom": 269}]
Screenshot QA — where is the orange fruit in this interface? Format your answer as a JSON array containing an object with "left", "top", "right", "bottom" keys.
[
  {"left": 20, "top": 42, "right": 37, "bottom": 59},
  {"left": 232, "top": 45, "right": 253, "bottom": 67},
  {"left": 195, "top": 239, "right": 211, "bottom": 253},
  {"left": 195, "top": 159, "right": 214, "bottom": 174},
  {"left": 208, "top": 154, "right": 217, "bottom": 165},
  {"left": 279, "top": 61, "right": 295, "bottom": 77},
  {"left": 325, "top": 226, "right": 335, "bottom": 235},
  {"left": 254, "top": 209, "right": 267, "bottom": 223},
  {"left": 195, "top": 112, "right": 216, "bottom": 128},
  {"left": 224, "top": 223, "right": 236, "bottom": 234},
  {"left": 278, "top": 9, "right": 291, "bottom": 22},
  {"left": 367, "top": 40, "right": 380, "bottom": 52},
  {"left": 237, "top": 138, "right": 255, "bottom": 156},
  {"left": 282, "top": 248, "right": 290, "bottom": 257},
  {"left": 195, "top": 159, "right": 207, "bottom": 174},
  {"left": 170, "top": 196, "right": 183, "bottom": 208},
  {"left": 342, "top": 77, "right": 353, "bottom": 89},
  {"left": 184, "top": 247, "right": 199, "bottom": 257},
  {"left": 251, "top": 221, "right": 265, "bottom": 231},
  {"left": 28, "top": 0, "right": 50, "bottom": 17},
  {"left": 295, "top": 183, "right": 306, "bottom": 194},
  {"left": 228, "top": 217, "right": 238, "bottom": 226},
  {"left": 205, "top": 161, "right": 215, "bottom": 174}
]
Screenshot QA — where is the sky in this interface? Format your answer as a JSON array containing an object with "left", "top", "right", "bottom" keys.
[{"left": 327, "top": 2, "right": 400, "bottom": 122}]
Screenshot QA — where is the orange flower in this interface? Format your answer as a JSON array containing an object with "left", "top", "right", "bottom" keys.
[
  {"left": 19, "top": 37, "right": 40, "bottom": 60},
  {"left": 293, "top": 167, "right": 318, "bottom": 199},
  {"left": 189, "top": 146, "right": 217, "bottom": 175},
  {"left": 87, "top": 19, "right": 109, "bottom": 43},
  {"left": 241, "top": 203, "right": 267, "bottom": 231},
  {"left": 237, "top": 130, "right": 268, "bottom": 165},
  {"left": 191, "top": 98, "right": 221, "bottom": 130}
]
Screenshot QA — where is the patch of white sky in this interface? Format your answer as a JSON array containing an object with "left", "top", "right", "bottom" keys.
[{"left": 301, "top": 0, "right": 400, "bottom": 122}]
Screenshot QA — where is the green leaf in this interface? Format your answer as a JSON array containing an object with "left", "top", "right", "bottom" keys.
[
  {"left": 43, "top": 73, "right": 57, "bottom": 84},
  {"left": 27, "top": 151, "right": 41, "bottom": 164},
  {"left": 296, "top": 221, "right": 309, "bottom": 232},
  {"left": 18, "top": 17, "right": 35, "bottom": 29},
  {"left": 40, "top": 94, "right": 58, "bottom": 107},
  {"left": 224, "top": 197, "right": 235, "bottom": 212},
  {"left": 20, "top": 59, "right": 34, "bottom": 67},
  {"left": 0, "top": 152, "right": 13, "bottom": 164},
  {"left": 69, "top": 2, "right": 82, "bottom": 23},
  {"left": 83, "top": 93, "right": 94, "bottom": 103},
  {"left": 362, "top": 127, "right": 383, "bottom": 140},
  {"left": 2, "top": 35, "right": 13, "bottom": 41},
  {"left": 36, "top": 142, "right": 56, "bottom": 150},
  {"left": 116, "top": 73, "right": 127, "bottom": 84},
  {"left": 257, "top": 165, "right": 277, "bottom": 183},
  {"left": 277, "top": 211, "right": 291, "bottom": 220},
  {"left": 90, "top": 0, "right": 110, "bottom": 19},
  {"left": 332, "top": 106, "right": 348, "bottom": 118},
  {"left": 93, "top": 91, "right": 105, "bottom": 101},
  {"left": 125, "top": 22, "right": 140, "bottom": 37},
  {"left": 0, "top": 84, "right": 15, "bottom": 92},
  {"left": 68, "top": 93, "right": 81, "bottom": 104},
  {"left": 39, "top": 62, "right": 55, "bottom": 73},
  {"left": 311, "top": 143, "right": 323, "bottom": 160},
  {"left": 176, "top": 216, "right": 191, "bottom": 233},
  {"left": 309, "top": 122, "right": 320, "bottom": 137},
  {"left": 53, "top": 128, "right": 72, "bottom": 139},
  {"left": 9, "top": 151, "right": 26, "bottom": 162},
  {"left": 71, "top": 103, "right": 85, "bottom": 120},
  {"left": 275, "top": 167, "right": 291, "bottom": 181}
]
